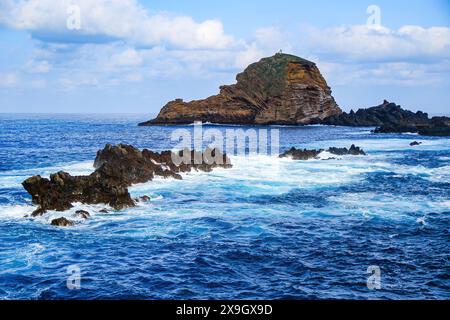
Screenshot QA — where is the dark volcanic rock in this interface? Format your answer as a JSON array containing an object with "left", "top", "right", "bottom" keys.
[
  {"left": 418, "top": 117, "right": 450, "bottom": 136},
  {"left": 374, "top": 117, "right": 450, "bottom": 136},
  {"left": 322, "top": 100, "right": 429, "bottom": 127},
  {"left": 328, "top": 145, "right": 366, "bottom": 156},
  {"left": 73, "top": 210, "right": 90, "bottom": 219},
  {"left": 280, "top": 147, "right": 323, "bottom": 160},
  {"left": 23, "top": 171, "right": 134, "bottom": 216},
  {"left": 139, "top": 53, "right": 342, "bottom": 126},
  {"left": 51, "top": 217, "right": 75, "bottom": 227},
  {"left": 280, "top": 148, "right": 321, "bottom": 160},
  {"left": 23, "top": 144, "right": 232, "bottom": 215},
  {"left": 324, "top": 100, "right": 450, "bottom": 137},
  {"left": 280, "top": 144, "right": 366, "bottom": 160}
]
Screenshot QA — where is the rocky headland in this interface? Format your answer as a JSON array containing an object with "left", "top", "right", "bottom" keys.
[{"left": 22, "top": 144, "right": 232, "bottom": 219}]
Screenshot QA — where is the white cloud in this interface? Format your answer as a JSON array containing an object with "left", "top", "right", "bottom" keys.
[
  {"left": 25, "top": 59, "right": 51, "bottom": 73},
  {"left": 254, "top": 27, "right": 292, "bottom": 52},
  {"left": 0, "top": 0, "right": 235, "bottom": 49},
  {"left": 233, "top": 27, "right": 294, "bottom": 69},
  {"left": 306, "top": 25, "right": 450, "bottom": 63},
  {"left": 0, "top": 72, "right": 18, "bottom": 87},
  {"left": 298, "top": 24, "right": 450, "bottom": 87},
  {"left": 110, "top": 49, "right": 143, "bottom": 67}
]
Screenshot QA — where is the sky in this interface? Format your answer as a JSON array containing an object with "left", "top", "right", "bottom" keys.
[{"left": 0, "top": 0, "right": 449, "bottom": 115}]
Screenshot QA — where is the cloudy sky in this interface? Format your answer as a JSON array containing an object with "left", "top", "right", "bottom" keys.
[{"left": 0, "top": 0, "right": 449, "bottom": 114}]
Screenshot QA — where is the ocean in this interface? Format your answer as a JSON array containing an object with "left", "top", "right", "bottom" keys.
[{"left": 0, "top": 113, "right": 448, "bottom": 300}]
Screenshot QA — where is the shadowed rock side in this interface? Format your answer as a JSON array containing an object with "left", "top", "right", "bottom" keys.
[
  {"left": 374, "top": 116, "right": 450, "bottom": 136},
  {"left": 280, "top": 145, "right": 366, "bottom": 160},
  {"left": 22, "top": 144, "right": 232, "bottom": 216},
  {"left": 139, "top": 53, "right": 342, "bottom": 126},
  {"left": 323, "top": 100, "right": 450, "bottom": 136}
]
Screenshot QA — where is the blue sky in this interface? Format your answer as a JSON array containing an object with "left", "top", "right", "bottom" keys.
[{"left": 0, "top": 0, "right": 449, "bottom": 114}]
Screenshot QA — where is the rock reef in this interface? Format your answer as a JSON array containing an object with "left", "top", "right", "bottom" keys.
[
  {"left": 22, "top": 144, "right": 231, "bottom": 216},
  {"left": 280, "top": 145, "right": 366, "bottom": 160},
  {"left": 139, "top": 53, "right": 342, "bottom": 126},
  {"left": 323, "top": 100, "right": 450, "bottom": 136}
]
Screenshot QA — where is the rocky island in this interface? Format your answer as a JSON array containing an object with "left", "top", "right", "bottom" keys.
[
  {"left": 140, "top": 53, "right": 449, "bottom": 136},
  {"left": 139, "top": 53, "right": 342, "bottom": 126}
]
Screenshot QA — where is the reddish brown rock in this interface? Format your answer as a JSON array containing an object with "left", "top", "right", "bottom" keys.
[{"left": 139, "top": 53, "right": 342, "bottom": 126}]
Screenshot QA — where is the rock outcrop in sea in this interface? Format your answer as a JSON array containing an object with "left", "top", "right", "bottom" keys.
[
  {"left": 22, "top": 144, "right": 232, "bottom": 217},
  {"left": 280, "top": 145, "right": 366, "bottom": 160},
  {"left": 323, "top": 100, "right": 450, "bottom": 136},
  {"left": 139, "top": 53, "right": 342, "bottom": 126}
]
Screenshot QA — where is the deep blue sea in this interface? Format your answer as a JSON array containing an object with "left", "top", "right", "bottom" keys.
[{"left": 0, "top": 113, "right": 448, "bottom": 300}]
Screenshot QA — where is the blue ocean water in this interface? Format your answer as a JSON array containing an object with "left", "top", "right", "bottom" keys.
[{"left": 0, "top": 113, "right": 448, "bottom": 300}]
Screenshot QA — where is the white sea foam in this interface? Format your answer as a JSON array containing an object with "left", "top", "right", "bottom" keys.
[
  {"left": 330, "top": 192, "right": 450, "bottom": 220},
  {"left": 129, "top": 153, "right": 387, "bottom": 199},
  {"left": 0, "top": 204, "right": 35, "bottom": 220},
  {"left": 0, "top": 160, "right": 94, "bottom": 188}
]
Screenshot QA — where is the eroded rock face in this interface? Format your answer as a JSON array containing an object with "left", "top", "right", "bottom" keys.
[
  {"left": 23, "top": 144, "right": 232, "bottom": 216},
  {"left": 139, "top": 53, "right": 342, "bottom": 126},
  {"left": 280, "top": 145, "right": 366, "bottom": 160}
]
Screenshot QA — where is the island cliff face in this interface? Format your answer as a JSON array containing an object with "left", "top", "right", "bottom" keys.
[{"left": 139, "top": 53, "right": 342, "bottom": 126}]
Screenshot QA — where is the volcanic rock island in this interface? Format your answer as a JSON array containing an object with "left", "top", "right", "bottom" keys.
[{"left": 140, "top": 53, "right": 449, "bottom": 136}]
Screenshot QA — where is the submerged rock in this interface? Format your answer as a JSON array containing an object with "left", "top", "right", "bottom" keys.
[
  {"left": 139, "top": 53, "right": 342, "bottom": 126},
  {"left": 280, "top": 144, "right": 366, "bottom": 160},
  {"left": 23, "top": 144, "right": 232, "bottom": 214},
  {"left": 136, "top": 195, "right": 151, "bottom": 202},
  {"left": 51, "top": 217, "right": 75, "bottom": 227},
  {"left": 279, "top": 148, "right": 321, "bottom": 160}
]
